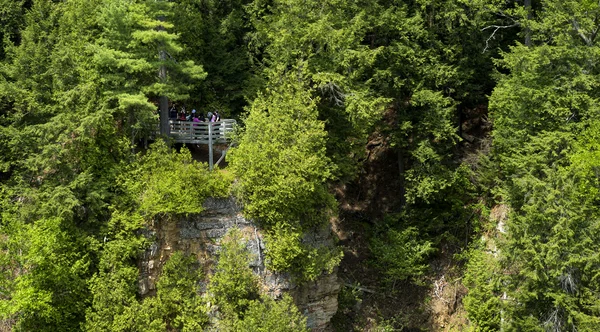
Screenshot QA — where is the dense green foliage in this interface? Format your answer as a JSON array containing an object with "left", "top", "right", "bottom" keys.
[
  {"left": 209, "top": 228, "right": 260, "bottom": 316},
  {"left": 462, "top": 247, "right": 502, "bottom": 332},
  {"left": 83, "top": 144, "right": 228, "bottom": 331},
  {"left": 228, "top": 70, "right": 342, "bottom": 280},
  {"left": 210, "top": 228, "right": 308, "bottom": 331},
  {"left": 229, "top": 71, "right": 335, "bottom": 227},
  {"left": 123, "top": 141, "right": 233, "bottom": 217},
  {"left": 462, "top": 1, "right": 600, "bottom": 331},
  {"left": 370, "top": 226, "right": 435, "bottom": 285},
  {"left": 1, "top": 0, "right": 600, "bottom": 330}
]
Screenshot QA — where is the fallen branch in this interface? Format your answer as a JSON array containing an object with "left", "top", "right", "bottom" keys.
[{"left": 434, "top": 275, "right": 450, "bottom": 304}]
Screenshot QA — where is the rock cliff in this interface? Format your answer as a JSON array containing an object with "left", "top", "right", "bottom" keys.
[{"left": 138, "top": 197, "right": 340, "bottom": 331}]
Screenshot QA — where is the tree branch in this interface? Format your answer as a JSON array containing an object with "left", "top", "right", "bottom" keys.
[
  {"left": 572, "top": 19, "right": 592, "bottom": 46},
  {"left": 591, "top": 12, "right": 600, "bottom": 45},
  {"left": 481, "top": 23, "right": 520, "bottom": 53},
  {"left": 571, "top": 13, "right": 600, "bottom": 47},
  {"left": 343, "top": 283, "right": 376, "bottom": 294}
]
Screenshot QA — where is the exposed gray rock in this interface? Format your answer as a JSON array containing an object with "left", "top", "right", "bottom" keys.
[{"left": 138, "top": 197, "right": 340, "bottom": 331}]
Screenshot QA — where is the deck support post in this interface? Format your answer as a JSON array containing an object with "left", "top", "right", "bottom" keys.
[{"left": 208, "top": 123, "right": 214, "bottom": 171}]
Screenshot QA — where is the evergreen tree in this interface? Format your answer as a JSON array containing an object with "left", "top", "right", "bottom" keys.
[
  {"left": 210, "top": 228, "right": 308, "bottom": 331},
  {"left": 0, "top": 0, "right": 207, "bottom": 329},
  {"left": 172, "top": 0, "right": 253, "bottom": 116},
  {"left": 479, "top": 1, "right": 600, "bottom": 330},
  {"left": 228, "top": 68, "right": 341, "bottom": 280}
]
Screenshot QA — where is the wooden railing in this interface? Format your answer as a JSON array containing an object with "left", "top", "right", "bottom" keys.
[
  {"left": 150, "top": 119, "right": 237, "bottom": 170},
  {"left": 167, "top": 119, "right": 236, "bottom": 144}
]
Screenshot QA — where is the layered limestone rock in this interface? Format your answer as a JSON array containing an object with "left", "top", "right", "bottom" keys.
[{"left": 138, "top": 197, "right": 340, "bottom": 331}]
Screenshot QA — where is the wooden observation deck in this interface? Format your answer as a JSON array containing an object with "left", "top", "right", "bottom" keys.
[
  {"left": 162, "top": 119, "right": 237, "bottom": 170},
  {"left": 167, "top": 119, "right": 236, "bottom": 144}
]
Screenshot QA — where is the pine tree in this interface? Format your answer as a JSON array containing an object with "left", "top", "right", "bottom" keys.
[
  {"left": 0, "top": 0, "right": 207, "bottom": 329},
  {"left": 228, "top": 68, "right": 341, "bottom": 280},
  {"left": 485, "top": 1, "right": 600, "bottom": 330}
]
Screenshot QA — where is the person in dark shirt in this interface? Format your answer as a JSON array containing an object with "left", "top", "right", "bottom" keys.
[{"left": 169, "top": 104, "right": 177, "bottom": 119}]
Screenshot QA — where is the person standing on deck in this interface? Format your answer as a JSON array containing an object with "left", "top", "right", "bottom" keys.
[
  {"left": 210, "top": 111, "right": 217, "bottom": 122},
  {"left": 169, "top": 104, "right": 177, "bottom": 119}
]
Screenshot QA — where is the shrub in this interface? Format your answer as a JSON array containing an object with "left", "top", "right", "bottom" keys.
[
  {"left": 122, "top": 140, "right": 233, "bottom": 217},
  {"left": 228, "top": 71, "right": 339, "bottom": 279},
  {"left": 209, "top": 228, "right": 259, "bottom": 317},
  {"left": 230, "top": 294, "right": 308, "bottom": 332},
  {"left": 370, "top": 226, "right": 435, "bottom": 285},
  {"left": 462, "top": 248, "right": 502, "bottom": 332},
  {"left": 264, "top": 224, "right": 343, "bottom": 281}
]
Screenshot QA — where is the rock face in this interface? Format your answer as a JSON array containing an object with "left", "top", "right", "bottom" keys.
[{"left": 138, "top": 197, "right": 340, "bottom": 331}]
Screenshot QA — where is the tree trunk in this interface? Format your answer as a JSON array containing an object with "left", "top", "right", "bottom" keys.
[
  {"left": 524, "top": 0, "right": 532, "bottom": 47},
  {"left": 158, "top": 12, "right": 170, "bottom": 137},
  {"left": 159, "top": 89, "right": 169, "bottom": 136}
]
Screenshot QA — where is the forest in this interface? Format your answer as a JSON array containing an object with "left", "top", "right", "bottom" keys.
[{"left": 1, "top": 0, "right": 600, "bottom": 331}]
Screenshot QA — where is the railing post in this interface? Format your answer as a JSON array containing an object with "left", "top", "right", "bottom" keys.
[{"left": 208, "top": 122, "right": 214, "bottom": 171}]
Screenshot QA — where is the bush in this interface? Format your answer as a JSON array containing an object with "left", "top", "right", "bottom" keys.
[
  {"left": 264, "top": 224, "right": 343, "bottom": 281},
  {"left": 122, "top": 140, "right": 233, "bottom": 217},
  {"left": 153, "top": 252, "right": 207, "bottom": 331},
  {"left": 228, "top": 71, "right": 339, "bottom": 279},
  {"left": 462, "top": 248, "right": 502, "bottom": 332},
  {"left": 209, "top": 228, "right": 259, "bottom": 316},
  {"left": 228, "top": 295, "right": 308, "bottom": 332},
  {"left": 228, "top": 71, "right": 335, "bottom": 228},
  {"left": 209, "top": 228, "right": 308, "bottom": 332},
  {"left": 370, "top": 226, "right": 435, "bottom": 285}
]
